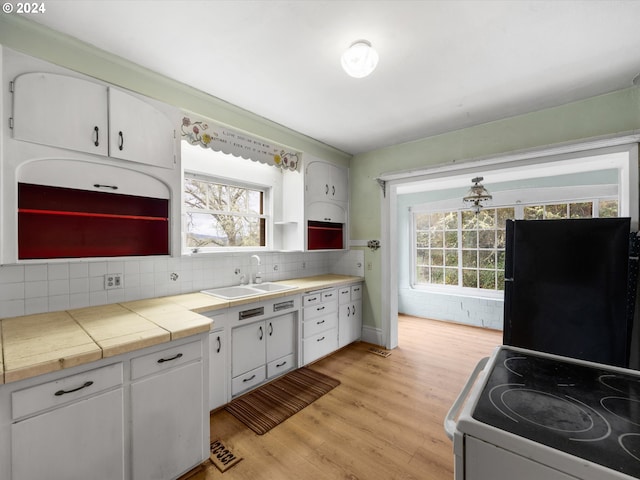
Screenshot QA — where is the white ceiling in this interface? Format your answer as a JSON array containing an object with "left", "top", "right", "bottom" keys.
[{"left": 23, "top": 0, "right": 640, "bottom": 156}]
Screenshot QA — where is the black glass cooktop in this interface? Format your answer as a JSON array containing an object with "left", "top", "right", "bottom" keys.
[{"left": 472, "top": 347, "right": 640, "bottom": 478}]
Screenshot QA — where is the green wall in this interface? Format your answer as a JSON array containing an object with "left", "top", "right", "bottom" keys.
[{"left": 352, "top": 86, "right": 640, "bottom": 331}]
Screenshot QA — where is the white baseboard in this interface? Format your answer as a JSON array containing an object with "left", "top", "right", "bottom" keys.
[{"left": 361, "top": 325, "right": 383, "bottom": 347}]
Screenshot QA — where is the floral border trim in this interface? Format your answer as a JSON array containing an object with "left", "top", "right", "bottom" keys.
[{"left": 181, "top": 116, "right": 300, "bottom": 171}]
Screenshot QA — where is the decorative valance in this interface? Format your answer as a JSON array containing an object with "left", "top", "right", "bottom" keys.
[{"left": 181, "top": 114, "right": 301, "bottom": 171}]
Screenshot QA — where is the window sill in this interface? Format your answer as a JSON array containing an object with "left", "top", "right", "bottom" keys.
[{"left": 409, "top": 283, "right": 504, "bottom": 301}]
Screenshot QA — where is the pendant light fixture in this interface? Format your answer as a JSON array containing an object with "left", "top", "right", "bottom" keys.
[
  {"left": 463, "top": 177, "right": 492, "bottom": 214},
  {"left": 341, "top": 40, "right": 379, "bottom": 78}
]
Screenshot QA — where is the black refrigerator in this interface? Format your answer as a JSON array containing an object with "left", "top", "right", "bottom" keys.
[{"left": 503, "top": 217, "right": 635, "bottom": 368}]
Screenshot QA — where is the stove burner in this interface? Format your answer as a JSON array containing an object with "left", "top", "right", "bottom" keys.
[
  {"left": 619, "top": 433, "right": 640, "bottom": 463},
  {"left": 601, "top": 396, "right": 640, "bottom": 427},
  {"left": 504, "top": 356, "right": 526, "bottom": 377},
  {"left": 489, "top": 384, "right": 610, "bottom": 439},
  {"left": 502, "top": 389, "right": 594, "bottom": 432},
  {"left": 600, "top": 374, "right": 640, "bottom": 397}
]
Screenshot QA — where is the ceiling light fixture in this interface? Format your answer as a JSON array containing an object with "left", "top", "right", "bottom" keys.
[
  {"left": 463, "top": 177, "right": 493, "bottom": 214},
  {"left": 341, "top": 40, "right": 379, "bottom": 78}
]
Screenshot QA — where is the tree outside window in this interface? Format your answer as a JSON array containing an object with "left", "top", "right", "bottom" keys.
[
  {"left": 414, "top": 198, "right": 618, "bottom": 292},
  {"left": 185, "top": 176, "right": 267, "bottom": 248}
]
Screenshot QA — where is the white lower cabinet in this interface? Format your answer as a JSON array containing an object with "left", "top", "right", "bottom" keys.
[
  {"left": 11, "top": 363, "right": 125, "bottom": 480},
  {"left": 209, "top": 327, "right": 228, "bottom": 411},
  {"left": 338, "top": 283, "right": 363, "bottom": 348},
  {"left": 12, "top": 389, "right": 124, "bottom": 480},
  {"left": 266, "top": 313, "right": 296, "bottom": 378},
  {"left": 130, "top": 340, "right": 205, "bottom": 480},
  {"left": 131, "top": 365, "right": 204, "bottom": 479},
  {"left": 302, "top": 289, "right": 339, "bottom": 365},
  {"left": 1, "top": 334, "right": 209, "bottom": 480},
  {"left": 231, "top": 311, "right": 296, "bottom": 397}
]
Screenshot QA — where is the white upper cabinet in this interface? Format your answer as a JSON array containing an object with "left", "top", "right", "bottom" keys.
[
  {"left": 11, "top": 72, "right": 175, "bottom": 169},
  {"left": 306, "top": 161, "right": 348, "bottom": 204},
  {"left": 108, "top": 88, "right": 175, "bottom": 169},
  {"left": 12, "top": 72, "right": 109, "bottom": 156}
]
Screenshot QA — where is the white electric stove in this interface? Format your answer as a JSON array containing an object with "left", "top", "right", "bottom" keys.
[{"left": 445, "top": 345, "right": 640, "bottom": 480}]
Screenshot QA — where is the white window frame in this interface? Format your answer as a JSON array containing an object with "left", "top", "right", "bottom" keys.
[
  {"left": 183, "top": 171, "right": 272, "bottom": 253},
  {"left": 410, "top": 184, "right": 620, "bottom": 299}
]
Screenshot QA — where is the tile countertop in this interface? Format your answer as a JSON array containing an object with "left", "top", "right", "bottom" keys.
[{"left": 0, "top": 274, "right": 363, "bottom": 384}]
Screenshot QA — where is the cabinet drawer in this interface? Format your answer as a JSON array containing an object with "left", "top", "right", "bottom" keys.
[
  {"left": 267, "top": 354, "right": 295, "bottom": 379},
  {"left": 303, "top": 314, "right": 338, "bottom": 338},
  {"left": 12, "top": 362, "right": 123, "bottom": 420},
  {"left": 304, "top": 300, "right": 338, "bottom": 320},
  {"left": 303, "top": 329, "right": 338, "bottom": 365},
  {"left": 321, "top": 289, "right": 337, "bottom": 302},
  {"left": 303, "top": 293, "right": 322, "bottom": 307},
  {"left": 232, "top": 365, "right": 266, "bottom": 396},
  {"left": 338, "top": 287, "right": 351, "bottom": 304},
  {"left": 131, "top": 340, "right": 202, "bottom": 380},
  {"left": 351, "top": 284, "right": 362, "bottom": 300}
]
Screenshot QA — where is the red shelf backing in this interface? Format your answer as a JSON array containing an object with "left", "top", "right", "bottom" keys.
[{"left": 18, "top": 183, "right": 169, "bottom": 259}]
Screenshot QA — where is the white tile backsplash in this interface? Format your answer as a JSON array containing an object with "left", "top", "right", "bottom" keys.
[
  {"left": 48, "top": 263, "right": 69, "bottom": 280},
  {"left": 0, "top": 250, "right": 363, "bottom": 319}
]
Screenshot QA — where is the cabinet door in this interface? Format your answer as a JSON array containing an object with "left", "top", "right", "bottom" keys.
[
  {"left": 11, "top": 389, "right": 124, "bottom": 480},
  {"left": 306, "top": 161, "right": 332, "bottom": 202},
  {"left": 329, "top": 163, "right": 348, "bottom": 202},
  {"left": 350, "top": 301, "right": 362, "bottom": 344},
  {"left": 108, "top": 88, "right": 175, "bottom": 169},
  {"left": 266, "top": 313, "right": 296, "bottom": 363},
  {"left": 303, "top": 329, "right": 338, "bottom": 365},
  {"left": 131, "top": 362, "right": 205, "bottom": 480},
  {"left": 232, "top": 322, "right": 266, "bottom": 377},
  {"left": 210, "top": 329, "right": 228, "bottom": 410},
  {"left": 339, "top": 302, "right": 362, "bottom": 348},
  {"left": 12, "top": 72, "right": 109, "bottom": 156},
  {"left": 306, "top": 161, "right": 348, "bottom": 203}
]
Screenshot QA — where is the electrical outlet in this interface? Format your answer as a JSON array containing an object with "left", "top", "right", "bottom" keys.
[
  {"left": 367, "top": 261, "right": 373, "bottom": 271},
  {"left": 104, "top": 273, "right": 123, "bottom": 290}
]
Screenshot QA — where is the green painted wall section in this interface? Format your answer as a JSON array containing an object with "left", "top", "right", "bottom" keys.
[
  {"left": 0, "top": 15, "right": 351, "bottom": 166},
  {"left": 352, "top": 86, "right": 640, "bottom": 331}
]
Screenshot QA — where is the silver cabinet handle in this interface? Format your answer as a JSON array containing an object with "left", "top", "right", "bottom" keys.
[
  {"left": 269, "top": 322, "right": 273, "bottom": 336},
  {"left": 118, "top": 131, "right": 124, "bottom": 150},
  {"left": 243, "top": 374, "right": 256, "bottom": 383},
  {"left": 276, "top": 361, "right": 287, "bottom": 368},
  {"left": 93, "top": 126, "right": 100, "bottom": 147},
  {"left": 259, "top": 326, "right": 263, "bottom": 340},
  {"left": 216, "top": 336, "right": 221, "bottom": 353},
  {"left": 325, "top": 184, "right": 329, "bottom": 195},
  {"left": 352, "top": 305, "right": 356, "bottom": 315},
  {"left": 317, "top": 336, "right": 325, "bottom": 342}
]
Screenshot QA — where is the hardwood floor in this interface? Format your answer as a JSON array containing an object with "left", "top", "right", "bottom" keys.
[{"left": 194, "top": 316, "right": 501, "bottom": 480}]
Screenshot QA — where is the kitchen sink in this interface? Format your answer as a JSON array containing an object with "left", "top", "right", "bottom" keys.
[
  {"left": 201, "top": 283, "right": 296, "bottom": 300},
  {"left": 250, "top": 282, "right": 296, "bottom": 293},
  {"left": 201, "top": 286, "right": 261, "bottom": 300}
]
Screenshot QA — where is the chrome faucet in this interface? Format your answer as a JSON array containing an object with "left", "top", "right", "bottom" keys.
[{"left": 250, "top": 254, "right": 262, "bottom": 284}]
